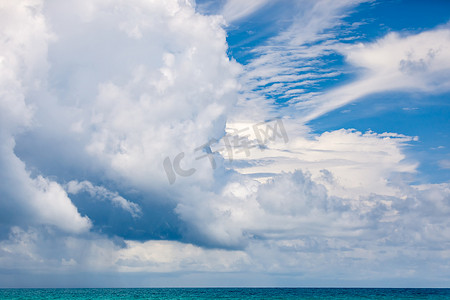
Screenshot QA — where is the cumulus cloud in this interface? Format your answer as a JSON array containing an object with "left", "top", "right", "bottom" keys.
[
  {"left": 222, "top": 121, "right": 418, "bottom": 199},
  {"left": 156, "top": 171, "right": 450, "bottom": 281},
  {"left": 1, "top": 174, "right": 449, "bottom": 285},
  {"left": 0, "top": 0, "right": 91, "bottom": 234},
  {"left": 2, "top": 0, "right": 242, "bottom": 242},
  {"left": 38, "top": 0, "right": 241, "bottom": 191},
  {"left": 0, "top": 226, "right": 250, "bottom": 274},
  {"left": 1, "top": 0, "right": 449, "bottom": 287}
]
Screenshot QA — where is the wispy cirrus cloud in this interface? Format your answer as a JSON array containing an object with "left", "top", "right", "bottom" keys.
[
  {"left": 301, "top": 27, "right": 450, "bottom": 122},
  {"left": 233, "top": 0, "right": 450, "bottom": 124},
  {"left": 231, "top": 0, "right": 369, "bottom": 122},
  {"left": 221, "top": 0, "right": 271, "bottom": 23}
]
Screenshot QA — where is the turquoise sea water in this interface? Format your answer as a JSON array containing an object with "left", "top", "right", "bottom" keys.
[{"left": 0, "top": 288, "right": 450, "bottom": 299}]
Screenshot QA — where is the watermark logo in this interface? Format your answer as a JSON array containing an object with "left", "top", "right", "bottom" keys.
[{"left": 163, "top": 118, "right": 289, "bottom": 184}]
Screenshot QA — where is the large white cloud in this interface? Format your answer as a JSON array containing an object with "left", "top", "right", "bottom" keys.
[
  {"left": 0, "top": 0, "right": 91, "bottom": 234},
  {"left": 31, "top": 0, "right": 241, "bottom": 193},
  {"left": 2, "top": 0, "right": 241, "bottom": 235},
  {"left": 1, "top": 0, "right": 450, "bottom": 287},
  {"left": 224, "top": 121, "right": 418, "bottom": 198}
]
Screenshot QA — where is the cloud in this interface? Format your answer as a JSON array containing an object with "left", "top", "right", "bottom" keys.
[
  {"left": 231, "top": 1, "right": 450, "bottom": 124},
  {"left": 37, "top": 0, "right": 241, "bottom": 192},
  {"left": 222, "top": 121, "right": 418, "bottom": 199},
  {"left": 149, "top": 175, "right": 450, "bottom": 280},
  {"left": 1, "top": 0, "right": 450, "bottom": 287},
  {"left": 0, "top": 226, "right": 250, "bottom": 274},
  {"left": 2, "top": 174, "right": 450, "bottom": 286},
  {"left": 0, "top": 0, "right": 91, "bottom": 234},
  {"left": 229, "top": 0, "right": 369, "bottom": 123},
  {"left": 1, "top": 0, "right": 242, "bottom": 243},
  {"left": 66, "top": 181, "right": 142, "bottom": 218},
  {"left": 302, "top": 27, "right": 450, "bottom": 121},
  {"left": 438, "top": 159, "right": 450, "bottom": 169},
  {"left": 221, "top": 0, "right": 271, "bottom": 23}
]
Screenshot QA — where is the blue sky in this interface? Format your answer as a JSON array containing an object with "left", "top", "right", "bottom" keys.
[{"left": 0, "top": 0, "right": 450, "bottom": 288}]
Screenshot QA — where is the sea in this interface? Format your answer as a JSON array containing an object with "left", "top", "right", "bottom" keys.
[{"left": 0, "top": 288, "right": 449, "bottom": 299}]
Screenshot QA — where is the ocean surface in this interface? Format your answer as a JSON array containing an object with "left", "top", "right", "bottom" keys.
[{"left": 0, "top": 288, "right": 449, "bottom": 299}]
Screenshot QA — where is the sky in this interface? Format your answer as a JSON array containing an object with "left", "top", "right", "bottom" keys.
[{"left": 0, "top": 0, "right": 450, "bottom": 288}]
